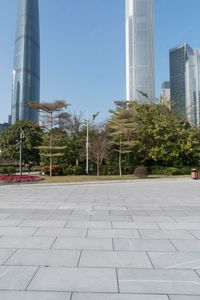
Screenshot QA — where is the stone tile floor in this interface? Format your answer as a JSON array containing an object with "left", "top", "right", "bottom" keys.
[{"left": 0, "top": 179, "right": 200, "bottom": 299}]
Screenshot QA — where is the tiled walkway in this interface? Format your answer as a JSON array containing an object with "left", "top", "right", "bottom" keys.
[{"left": 0, "top": 179, "right": 200, "bottom": 299}]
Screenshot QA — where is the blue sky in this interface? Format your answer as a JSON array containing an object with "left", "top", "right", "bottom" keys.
[{"left": 0, "top": 0, "right": 200, "bottom": 123}]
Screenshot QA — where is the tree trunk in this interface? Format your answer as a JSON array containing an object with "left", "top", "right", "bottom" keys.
[
  {"left": 119, "top": 139, "right": 122, "bottom": 177},
  {"left": 97, "top": 163, "right": 100, "bottom": 176}
]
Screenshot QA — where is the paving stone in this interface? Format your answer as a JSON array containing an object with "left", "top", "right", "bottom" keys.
[
  {"left": 49, "top": 215, "right": 88, "bottom": 221},
  {"left": 0, "top": 266, "right": 37, "bottom": 290},
  {"left": 67, "top": 221, "right": 112, "bottom": 229},
  {"left": 158, "top": 223, "right": 200, "bottom": 230},
  {"left": 118, "top": 269, "right": 200, "bottom": 294},
  {"left": 149, "top": 252, "right": 200, "bottom": 269},
  {"left": 0, "top": 236, "right": 55, "bottom": 249},
  {"left": 169, "top": 296, "right": 200, "bottom": 299},
  {"left": 170, "top": 239, "right": 200, "bottom": 252},
  {"left": 188, "top": 230, "right": 200, "bottom": 239},
  {"left": 28, "top": 267, "right": 118, "bottom": 292},
  {"left": 132, "top": 216, "right": 176, "bottom": 223},
  {"left": 0, "top": 291, "right": 71, "bottom": 300},
  {"left": 7, "top": 214, "right": 50, "bottom": 220},
  {"left": 172, "top": 216, "right": 200, "bottom": 223},
  {"left": 19, "top": 220, "right": 66, "bottom": 228},
  {"left": 0, "top": 220, "right": 22, "bottom": 226},
  {"left": 0, "top": 249, "right": 16, "bottom": 264},
  {"left": 53, "top": 237, "right": 113, "bottom": 250},
  {"left": 0, "top": 214, "right": 11, "bottom": 219},
  {"left": 0, "top": 227, "right": 37, "bottom": 236},
  {"left": 79, "top": 250, "right": 152, "bottom": 268},
  {"left": 5, "top": 249, "right": 80, "bottom": 267},
  {"left": 91, "top": 215, "right": 133, "bottom": 221},
  {"left": 139, "top": 229, "right": 195, "bottom": 240},
  {"left": 113, "top": 238, "right": 176, "bottom": 252},
  {"left": 88, "top": 229, "right": 140, "bottom": 239},
  {"left": 147, "top": 210, "right": 185, "bottom": 216},
  {"left": 112, "top": 222, "right": 159, "bottom": 229},
  {"left": 35, "top": 228, "right": 87, "bottom": 237},
  {"left": 72, "top": 293, "right": 169, "bottom": 299},
  {"left": 194, "top": 270, "right": 200, "bottom": 277},
  {"left": 110, "top": 211, "right": 138, "bottom": 216}
]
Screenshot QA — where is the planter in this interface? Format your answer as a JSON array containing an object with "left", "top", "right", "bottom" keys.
[{"left": 0, "top": 175, "right": 43, "bottom": 183}]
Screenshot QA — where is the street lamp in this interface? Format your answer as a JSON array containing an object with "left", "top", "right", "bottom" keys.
[
  {"left": 18, "top": 129, "right": 25, "bottom": 175},
  {"left": 82, "top": 112, "right": 99, "bottom": 175},
  {"left": 81, "top": 120, "right": 89, "bottom": 175}
]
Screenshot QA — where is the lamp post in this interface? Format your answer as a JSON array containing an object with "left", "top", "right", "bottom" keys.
[
  {"left": 86, "top": 120, "right": 89, "bottom": 175},
  {"left": 19, "top": 129, "right": 25, "bottom": 175},
  {"left": 82, "top": 120, "right": 89, "bottom": 175},
  {"left": 82, "top": 112, "right": 99, "bottom": 175}
]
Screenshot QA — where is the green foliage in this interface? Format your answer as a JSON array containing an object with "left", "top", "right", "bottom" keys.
[
  {"left": 108, "top": 101, "right": 200, "bottom": 173},
  {"left": 133, "top": 104, "right": 200, "bottom": 167},
  {"left": 134, "top": 166, "right": 148, "bottom": 178},
  {"left": 0, "top": 121, "right": 43, "bottom": 163},
  {"left": 151, "top": 166, "right": 191, "bottom": 175},
  {"left": 0, "top": 166, "right": 16, "bottom": 175},
  {"left": 40, "top": 129, "right": 75, "bottom": 166},
  {"left": 41, "top": 164, "right": 62, "bottom": 176},
  {"left": 63, "top": 165, "right": 85, "bottom": 176}
]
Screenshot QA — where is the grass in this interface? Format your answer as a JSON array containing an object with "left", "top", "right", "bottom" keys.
[
  {"left": 0, "top": 174, "right": 191, "bottom": 185},
  {"left": 39, "top": 174, "right": 190, "bottom": 184},
  {"left": 40, "top": 174, "right": 139, "bottom": 183}
]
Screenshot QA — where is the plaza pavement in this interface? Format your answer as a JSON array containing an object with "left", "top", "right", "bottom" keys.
[{"left": 0, "top": 179, "right": 200, "bottom": 299}]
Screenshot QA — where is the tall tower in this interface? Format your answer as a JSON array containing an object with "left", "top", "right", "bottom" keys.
[
  {"left": 170, "top": 44, "right": 200, "bottom": 127},
  {"left": 125, "top": 0, "right": 155, "bottom": 102},
  {"left": 11, "top": 0, "right": 40, "bottom": 124}
]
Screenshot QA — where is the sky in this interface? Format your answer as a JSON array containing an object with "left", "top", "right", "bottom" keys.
[{"left": 0, "top": 0, "right": 200, "bottom": 123}]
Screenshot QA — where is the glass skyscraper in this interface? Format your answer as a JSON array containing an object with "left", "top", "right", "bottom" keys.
[
  {"left": 170, "top": 44, "right": 200, "bottom": 126},
  {"left": 125, "top": 0, "right": 155, "bottom": 102},
  {"left": 11, "top": 0, "right": 40, "bottom": 124}
]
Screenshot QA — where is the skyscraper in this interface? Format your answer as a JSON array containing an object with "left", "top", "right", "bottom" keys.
[
  {"left": 170, "top": 43, "right": 200, "bottom": 126},
  {"left": 11, "top": 0, "right": 40, "bottom": 124},
  {"left": 161, "top": 81, "right": 171, "bottom": 109},
  {"left": 125, "top": 0, "right": 155, "bottom": 102}
]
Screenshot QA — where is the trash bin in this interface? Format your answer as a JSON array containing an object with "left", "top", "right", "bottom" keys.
[{"left": 191, "top": 169, "right": 198, "bottom": 180}]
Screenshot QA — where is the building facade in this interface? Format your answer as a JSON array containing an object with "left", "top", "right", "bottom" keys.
[
  {"left": 11, "top": 0, "right": 40, "bottom": 124},
  {"left": 0, "top": 123, "right": 9, "bottom": 135},
  {"left": 170, "top": 44, "right": 200, "bottom": 126},
  {"left": 161, "top": 81, "right": 171, "bottom": 109},
  {"left": 125, "top": 0, "right": 155, "bottom": 102}
]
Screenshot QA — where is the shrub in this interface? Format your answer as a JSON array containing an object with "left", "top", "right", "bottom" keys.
[
  {"left": 151, "top": 166, "right": 191, "bottom": 176},
  {"left": 134, "top": 166, "right": 148, "bottom": 178},
  {"left": 0, "top": 167, "right": 8, "bottom": 175},
  {"left": 41, "top": 164, "right": 63, "bottom": 176},
  {"left": 63, "top": 165, "right": 85, "bottom": 176},
  {"left": 6, "top": 166, "right": 16, "bottom": 174},
  {"left": 0, "top": 166, "right": 16, "bottom": 175}
]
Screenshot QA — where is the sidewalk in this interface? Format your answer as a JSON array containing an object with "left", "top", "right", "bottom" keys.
[{"left": 0, "top": 179, "right": 199, "bottom": 299}]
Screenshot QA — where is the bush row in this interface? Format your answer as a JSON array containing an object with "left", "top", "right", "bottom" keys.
[
  {"left": 0, "top": 166, "right": 16, "bottom": 175},
  {"left": 133, "top": 165, "right": 192, "bottom": 177},
  {"left": 41, "top": 165, "right": 85, "bottom": 176}
]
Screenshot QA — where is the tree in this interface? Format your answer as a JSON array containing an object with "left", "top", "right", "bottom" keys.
[
  {"left": 89, "top": 126, "right": 110, "bottom": 176},
  {"left": 107, "top": 101, "right": 137, "bottom": 176},
  {"left": 107, "top": 101, "right": 200, "bottom": 173},
  {"left": 133, "top": 103, "right": 200, "bottom": 167},
  {"left": 39, "top": 128, "right": 75, "bottom": 174},
  {"left": 66, "top": 112, "right": 86, "bottom": 166},
  {"left": 29, "top": 100, "right": 69, "bottom": 176},
  {"left": 0, "top": 120, "right": 43, "bottom": 164}
]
